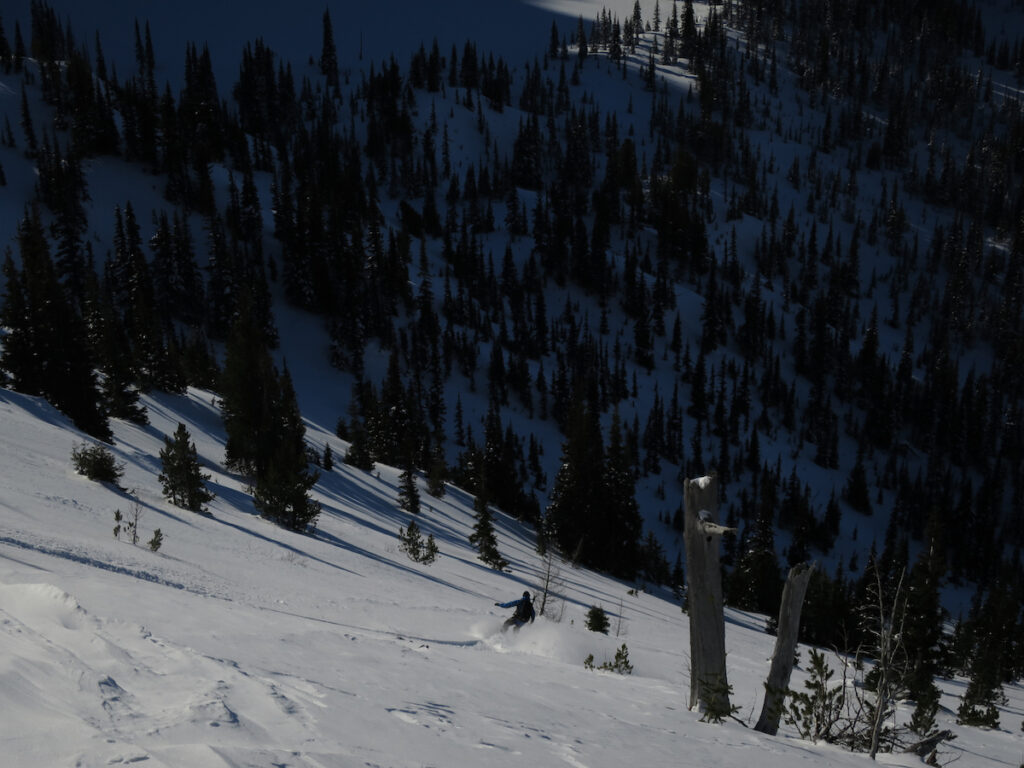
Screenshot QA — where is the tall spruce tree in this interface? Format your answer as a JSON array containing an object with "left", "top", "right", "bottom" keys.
[
  {"left": 546, "top": 391, "right": 605, "bottom": 565},
  {"left": 320, "top": 9, "right": 340, "bottom": 91},
  {"left": 220, "top": 292, "right": 278, "bottom": 477},
  {"left": 1, "top": 207, "right": 110, "bottom": 441},
  {"left": 727, "top": 495, "right": 782, "bottom": 614},
  {"left": 343, "top": 417, "right": 376, "bottom": 471},
  {"left": 398, "top": 462, "right": 421, "bottom": 514},
  {"left": 600, "top": 409, "right": 642, "bottom": 579},
  {"left": 252, "top": 363, "right": 321, "bottom": 532},
  {"left": 546, "top": 395, "right": 641, "bottom": 576},
  {"left": 470, "top": 491, "right": 508, "bottom": 571},
  {"left": 957, "top": 578, "right": 1019, "bottom": 727},
  {"left": 159, "top": 422, "right": 214, "bottom": 512},
  {"left": 957, "top": 634, "right": 1002, "bottom": 728},
  {"left": 366, "top": 351, "right": 417, "bottom": 466},
  {"left": 0, "top": 252, "right": 32, "bottom": 390},
  {"left": 108, "top": 202, "right": 166, "bottom": 391},
  {"left": 902, "top": 539, "right": 946, "bottom": 700},
  {"left": 90, "top": 276, "right": 148, "bottom": 424}
]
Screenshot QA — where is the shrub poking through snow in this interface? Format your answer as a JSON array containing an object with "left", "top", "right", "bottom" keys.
[
  {"left": 71, "top": 442, "right": 124, "bottom": 484},
  {"left": 584, "top": 644, "right": 633, "bottom": 674},
  {"left": 399, "top": 519, "right": 438, "bottom": 564}
]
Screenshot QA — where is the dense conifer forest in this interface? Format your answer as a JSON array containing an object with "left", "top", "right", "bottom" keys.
[{"left": 1, "top": 0, "right": 1023, "bottom": 722}]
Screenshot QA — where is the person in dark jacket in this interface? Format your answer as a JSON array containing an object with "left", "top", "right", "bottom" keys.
[{"left": 495, "top": 591, "right": 535, "bottom": 631}]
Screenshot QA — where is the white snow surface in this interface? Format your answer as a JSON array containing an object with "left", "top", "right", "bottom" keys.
[{"left": 0, "top": 386, "right": 1021, "bottom": 767}]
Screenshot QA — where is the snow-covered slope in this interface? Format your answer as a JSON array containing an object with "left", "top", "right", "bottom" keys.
[
  {"left": 2, "top": 0, "right": 1024, "bottom": 763},
  {"left": 0, "top": 385, "right": 1021, "bottom": 767}
]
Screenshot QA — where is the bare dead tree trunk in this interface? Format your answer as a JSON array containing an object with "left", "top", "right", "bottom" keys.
[
  {"left": 867, "top": 567, "right": 908, "bottom": 759},
  {"left": 537, "top": 548, "right": 565, "bottom": 620},
  {"left": 683, "top": 474, "right": 735, "bottom": 716},
  {"left": 754, "top": 561, "right": 816, "bottom": 735}
]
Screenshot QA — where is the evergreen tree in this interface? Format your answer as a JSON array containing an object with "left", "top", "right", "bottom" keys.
[
  {"left": 601, "top": 409, "right": 643, "bottom": 579},
  {"left": 585, "top": 605, "right": 610, "bottom": 634},
  {"left": 786, "top": 649, "right": 844, "bottom": 743},
  {"left": 20, "top": 83, "right": 37, "bottom": 156},
  {"left": 399, "top": 519, "right": 438, "bottom": 564},
  {"left": 220, "top": 293, "right": 278, "bottom": 477},
  {"left": 680, "top": 0, "right": 697, "bottom": 58},
  {"left": 12, "top": 20, "right": 24, "bottom": 73},
  {"left": 252, "top": 364, "right": 321, "bottom": 532},
  {"left": 150, "top": 210, "right": 205, "bottom": 325},
  {"left": 727, "top": 495, "right": 782, "bottom": 614},
  {"left": 902, "top": 540, "right": 946, "bottom": 701},
  {"left": 908, "top": 682, "right": 940, "bottom": 738},
  {"left": 546, "top": 392, "right": 604, "bottom": 565},
  {"left": 108, "top": 202, "right": 167, "bottom": 390},
  {"left": 422, "top": 533, "right": 439, "bottom": 563},
  {"left": 320, "top": 9, "right": 340, "bottom": 91},
  {"left": 956, "top": 579, "right": 1016, "bottom": 727},
  {"left": 0, "top": 15, "right": 10, "bottom": 73},
  {"left": 426, "top": 440, "right": 447, "bottom": 497},
  {"left": 366, "top": 351, "right": 417, "bottom": 466},
  {"left": 399, "top": 518, "right": 425, "bottom": 561},
  {"left": 843, "top": 447, "right": 873, "bottom": 515},
  {"left": 398, "top": 463, "right": 421, "bottom": 514},
  {"left": 470, "top": 492, "right": 508, "bottom": 570},
  {"left": 158, "top": 422, "right": 214, "bottom": 512},
  {"left": 1, "top": 207, "right": 110, "bottom": 441},
  {"left": 86, "top": 274, "right": 147, "bottom": 424},
  {"left": 0, "top": 252, "right": 32, "bottom": 390},
  {"left": 343, "top": 418, "right": 376, "bottom": 471},
  {"left": 956, "top": 641, "right": 1002, "bottom": 728}
]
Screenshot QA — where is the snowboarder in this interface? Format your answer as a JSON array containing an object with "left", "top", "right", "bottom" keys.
[{"left": 495, "top": 591, "right": 535, "bottom": 632}]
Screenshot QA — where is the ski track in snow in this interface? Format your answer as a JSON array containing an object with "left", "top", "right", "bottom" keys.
[{"left": 1, "top": 533, "right": 207, "bottom": 593}]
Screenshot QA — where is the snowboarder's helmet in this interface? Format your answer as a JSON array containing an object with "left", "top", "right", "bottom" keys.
[{"left": 523, "top": 591, "right": 530, "bottom": 599}]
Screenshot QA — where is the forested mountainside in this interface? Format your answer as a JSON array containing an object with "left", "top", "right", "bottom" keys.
[{"left": 1, "top": 0, "right": 1023, "bottom": 717}]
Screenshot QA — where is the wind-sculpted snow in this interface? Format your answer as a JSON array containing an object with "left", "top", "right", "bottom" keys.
[{"left": 0, "top": 582, "right": 344, "bottom": 766}]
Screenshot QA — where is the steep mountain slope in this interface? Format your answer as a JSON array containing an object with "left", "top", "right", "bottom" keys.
[
  {"left": 1, "top": 0, "right": 1024, "bottom": 760},
  {"left": 0, "top": 383, "right": 1021, "bottom": 766},
  {"left": 3, "top": 0, "right": 1021, "bottom": 589}
]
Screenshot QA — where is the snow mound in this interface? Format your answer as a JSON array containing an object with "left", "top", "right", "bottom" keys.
[{"left": 0, "top": 582, "right": 89, "bottom": 631}]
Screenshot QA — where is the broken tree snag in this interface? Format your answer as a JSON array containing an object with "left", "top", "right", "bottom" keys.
[
  {"left": 903, "top": 730, "right": 956, "bottom": 760},
  {"left": 754, "top": 561, "right": 816, "bottom": 735},
  {"left": 683, "top": 474, "right": 735, "bottom": 715}
]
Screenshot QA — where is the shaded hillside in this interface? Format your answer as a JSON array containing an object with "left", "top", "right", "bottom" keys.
[{"left": 0, "top": 0, "right": 1022, "bottom": 705}]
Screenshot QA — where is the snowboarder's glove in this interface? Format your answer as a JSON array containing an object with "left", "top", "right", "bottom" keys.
[{"left": 494, "top": 602, "right": 500, "bottom": 606}]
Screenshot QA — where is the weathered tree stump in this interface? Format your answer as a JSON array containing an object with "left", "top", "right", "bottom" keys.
[
  {"left": 683, "top": 474, "right": 735, "bottom": 716},
  {"left": 754, "top": 561, "right": 816, "bottom": 735}
]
